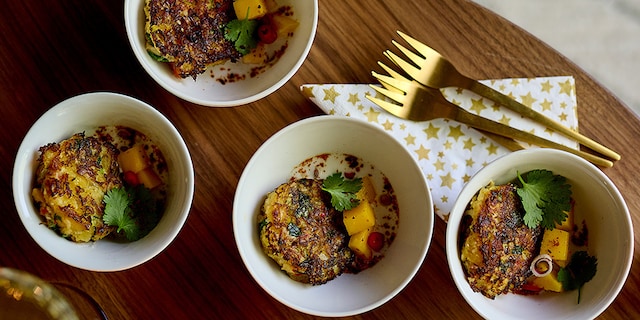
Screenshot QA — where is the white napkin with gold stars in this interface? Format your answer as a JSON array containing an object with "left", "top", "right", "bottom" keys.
[{"left": 301, "top": 76, "right": 579, "bottom": 221}]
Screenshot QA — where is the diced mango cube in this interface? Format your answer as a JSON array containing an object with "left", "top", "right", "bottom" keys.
[
  {"left": 118, "top": 144, "right": 149, "bottom": 174},
  {"left": 343, "top": 199, "right": 375, "bottom": 236},
  {"left": 532, "top": 269, "right": 564, "bottom": 292},
  {"left": 349, "top": 228, "right": 372, "bottom": 259},
  {"left": 242, "top": 44, "right": 267, "bottom": 64},
  {"left": 233, "top": 0, "right": 268, "bottom": 20},
  {"left": 357, "top": 175, "right": 376, "bottom": 203},
  {"left": 272, "top": 15, "right": 299, "bottom": 36},
  {"left": 137, "top": 167, "right": 163, "bottom": 189},
  {"left": 540, "top": 228, "right": 570, "bottom": 261}
]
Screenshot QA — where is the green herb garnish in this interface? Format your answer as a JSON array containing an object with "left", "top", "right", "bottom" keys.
[
  {"left": 516, "top": 169, "right": 572, "bottom": 229},
  {"left": 557, "top": 251, "right": 598, "bottom": 303},
  {"left": 321, "top": 172, "right": 362, "bottom": 211},
  {"left": 103, "top": 186, "right": 159, "bottom": 241},
  {"left": 224, "top": 9, "right": 258, "bottom": 55}
]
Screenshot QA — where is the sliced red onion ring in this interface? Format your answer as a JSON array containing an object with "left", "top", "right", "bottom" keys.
[{"left": 530, "top": 254, "right": 553, "bottom": 277}]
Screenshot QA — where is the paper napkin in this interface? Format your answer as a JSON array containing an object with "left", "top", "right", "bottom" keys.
[{"left": 301, "top": 76, "right": 578, "bottom": 221}]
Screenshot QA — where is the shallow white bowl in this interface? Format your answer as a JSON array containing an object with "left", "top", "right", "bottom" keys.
[
  {"left": 446, "top": 149, "right": 633, "bottom": 319},
  {"left": 12, "top": 92, "right": 194, "bottom": 271},
  {"left": 124, "top": 0, "right": 318, "bottom": 107},
  {"left": 233, "top": 116, "right": 434, "bottom": 316}
]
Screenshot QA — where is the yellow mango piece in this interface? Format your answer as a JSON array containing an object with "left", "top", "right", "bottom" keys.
[
  {"left": 532, "top": 270, "right": 564, "bottom": 292},
  {"left": 117, "top": 144, "right": 149, "bottom": 173},
  {"left": 233, "top": 0, "right": 267, "bottom": 20},
  {"left": 137, "top": 167, "right": 163, "bottom": 189},
  {"left": 242, "top": 44, "right": 267, "bottom": 64},
  {"left": 272, "top": 15, "right": 299, "bottom": 36},
  {"left": 357, "top": 175, "right": 376, "bottom": 203},
  {"left": 556, "top": 208, "right": 574, "bottom": 232},
  {"left": 343, "top": 199, "right": 375, "bottom": 236},
  {"left": 540, "top": 229, "right": 570, "bottom": 261},
  {"left": 349, "top": 228, "right": 372, "bottom": 259}
]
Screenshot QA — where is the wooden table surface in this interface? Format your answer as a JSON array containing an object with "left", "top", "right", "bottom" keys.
[{"left": 1, "top": 0, "right": 638, "bottom": 319}]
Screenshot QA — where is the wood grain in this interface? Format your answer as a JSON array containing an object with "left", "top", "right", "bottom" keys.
[{"left": 0, "top": 0, "right": 637, "bottom": 319}]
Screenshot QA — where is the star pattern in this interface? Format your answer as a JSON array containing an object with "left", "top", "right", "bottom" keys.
[{"left": 300, "top": 76, "right": 579, "bottom": 220}]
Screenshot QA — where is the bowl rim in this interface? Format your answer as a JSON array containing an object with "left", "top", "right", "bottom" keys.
[
  {"left": 123, "top": 0, "right": 319, "bottom": 107},
  {"left": 232, "top": 115, "right": 434, "bottom": 316},
  {"left": 12, "top": 91, "right": 195, "bottom": 271},
  {"left": 445, "top": 148, "right": 633, "bottom": 319}
]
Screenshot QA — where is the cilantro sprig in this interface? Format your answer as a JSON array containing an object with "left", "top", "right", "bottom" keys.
[
  {"left": 516, "top": 169, "right": 572, "bottom": 229},
  {"left": 103, "top": 186, "right": 159, "bottom": 241},
  {"left": 224, "top": 9, "right": 259, "bottom": 55},
  {"left": 321, "top": 172, "right": 362, "bottom": 212},
  {"left": 558, "top": 251, "right": 598, "bottom": 303}
]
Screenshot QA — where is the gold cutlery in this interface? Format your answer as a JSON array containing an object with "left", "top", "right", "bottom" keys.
[
  {"left": 383, "top": 31, "right": 620, "bottom": 161},
  {"left": 365, "top": 66, "right": 614, "bottom": 168}
]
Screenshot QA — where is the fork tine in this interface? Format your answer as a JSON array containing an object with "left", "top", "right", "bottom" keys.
[
  {"left": 377, "top": 61, "right": 407, "bottom": 82},
  {"left": 385, "top": 49, "right": 424, "bottom": 81},
  {"left": 371, "top": 70, "right": 413, "bottom": 94},
  {"left": 396, "top": 30, "right": 440, "bottom": 58},
  {"left": 365, "top": 89, "right": 408, "bottom": 118},
  {"left": 389, "top": 41, "right": 425, "bottom": 68},
  {"left": 369, "top": 74, "right": 406, "bottom": 105}
]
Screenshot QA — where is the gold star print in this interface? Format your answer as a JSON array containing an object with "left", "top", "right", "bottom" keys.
[
  {"left": 415, "top": 145, "right": 430, "bottom": 160},
  {"left": 437, "top": 151, "right": 445, "bottom": 158},
  {"left": 328, "top": 109, "right": 336, "bottom": 115},
  {"left": 540, "top": 99, "right": 552, "bottom": 111},
  {"left": 364, "top": 108, "right": 380, "bottom": 123},
  {"left": 441, "top": 195, "right": 449, "bottom": 203},
  {"left": 498, "top": 84, "right": 507, "bottom": 93},
  {"left": 443, "top": 140, "right": 453, "bottom": 150},
  {"left": 400, "top": 123, "right": 407, "bottom": 130},
  {"left": 465, "top": 158, "right": 475, "bottom": 167},
  {"left": 462, "top": 174, "right": 471, "bottom": 183},
  {"left": 470, "top": 98, "right": 487, "bottom": 114},
  {"left": 486, "top": 143, "right": 499, "bottom": 155},
  {"left": 382, "top": 119, "right": 394, "bottom": 130},
  {"left": 301, "top": 86, "right": 315, "bottom": 98},
  {"left": 348, "top": 93, "right": 360, "bottom": 105},
  {"left": 511, "top": 79, "right": 520, "bottom": 86},
  {"left": 404, "top": 133, "right": 416, "bottom": 145},
  {"left": 559, "top": 112, "right": 568, "bottom": 121},
  {"left": 434, "top": 159, "right": 446, "bottom": 171},
  {"left": 356, "top": 103, "right": 365, "bottom": 111},
  {"left": 541, "top": 80, "right": 553, "bottom": 93},
  {"left": 463, "top": 138, "right": 476, "bottom": 150},
  {"left": 440, "top": 172, "right": 456, "bottom": 189},
  {"left": 427, "top": 173, "right": 434, "bottom": 180},
  {"left": 323, "top": 86, "right": 340, "bottom": 103},
  {"left": 456, "top": 87, "right": 464, "bottom": 95},
  {"left": 519, "top": 92, "right": 537, "bottom": 107},
  {"left": 423, "top": 123, "right": 440, "bottom": 139},
  {"left": 451, "top": 163, "right": 458, "bottom": 170},
  {"left": 559, "top": 79, "right": 573, "bottom": 96},
  {"left": 499, "top": 114, "right": 511, "bottom": 126},
  {"left": 560, "top": 101, "right": 567, "bottom": 109},
  {"left": 448, "top": 125, "right": 465, "bottom": 141}
]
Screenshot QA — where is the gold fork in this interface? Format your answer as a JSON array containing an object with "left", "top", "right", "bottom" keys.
[
  {"left": 384, "top": 31, "right": 620, "bottom": 161},
  {"left": 365, "top": 67, "right": 614, "bottom": 168}
]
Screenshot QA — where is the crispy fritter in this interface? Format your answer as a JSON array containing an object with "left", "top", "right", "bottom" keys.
[
  {"left": 460, "top": 182, "right": 542, "bottom": 299},
  {"left": 144, "top": 0, "right": 241, "bottom": 79},
  {"left": 31, "top": 133, "right": 122, "bottom": 242},
  {"left": 258, "top": 179, "right": 354, "bottom": 285}
]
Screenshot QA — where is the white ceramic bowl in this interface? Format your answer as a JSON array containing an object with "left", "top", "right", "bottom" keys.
[
  {"left": 446, "top": 149, "right": 633, "bottom": 319},
  {"left": 233, "top": 116, "right": 434, "bottom": 316},
  {"left": 12, "top": 92, "right": 194, "bottom": 271},
  {"left": 124, "top": 0, "right": 318, "bottom": 107}
]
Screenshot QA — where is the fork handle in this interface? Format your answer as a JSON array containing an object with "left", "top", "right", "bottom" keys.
[
  {"left": 468, "top": 80, "right": 621, "bottom": 161},
  {"left": 454, "top": 108, "right": 614, "bottom": 167}
]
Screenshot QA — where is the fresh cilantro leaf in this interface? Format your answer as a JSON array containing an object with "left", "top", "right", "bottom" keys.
[
  {"left": 224, "top": 9, "right": 259, "bottom": 55},
  {"left": 103, "top": 187, "right": 140, "bottom": 241},
  {"left": 516, "top": 169, "right": 572, "bottom": 229},
  {"left": 558, "top": 251, "right": 598, "bottom": 303},
  {"left": 321, "top": 172, "right": 362, "bottom": 211}
]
